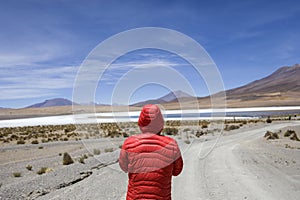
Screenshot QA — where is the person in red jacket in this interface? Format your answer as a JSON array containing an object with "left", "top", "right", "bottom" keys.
[{"left": 119, "top": 104, "right": 183, "bottom": 200}]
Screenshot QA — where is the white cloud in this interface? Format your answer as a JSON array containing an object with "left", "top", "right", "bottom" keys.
[
  {"left": 0, "top": 65, "right": 78, "bottom": 100},
  {"left": 74, "top": 50, "right": 191, "bottom": 88},
  {"left": 0, "top": 88, "right": 58, "bottom": 100},
  {"left": 111, "top": 59, "right": 185, "bottom": 69}
]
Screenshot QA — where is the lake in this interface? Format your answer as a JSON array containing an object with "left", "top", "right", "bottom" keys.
[{"left": 0, "top": 106, "right": 299, "bottom": 128}]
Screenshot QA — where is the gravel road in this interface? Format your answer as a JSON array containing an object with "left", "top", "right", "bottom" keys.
[{"left": 173, "top": 121, "right": 300, "bottom": 200}]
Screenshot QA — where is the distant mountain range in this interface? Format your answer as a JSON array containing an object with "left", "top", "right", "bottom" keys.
[
  {"left": 12, "top": 63, "right": 300, "bottom": 109},
  {"left": 26, "top": 98, "right": 76, "bottom": 108},
  {"left": 138, "top": 64, "right": 300, "bottom": 108},
  {"left": 25, "top": 98, "right": 107, "bottom": 108}
]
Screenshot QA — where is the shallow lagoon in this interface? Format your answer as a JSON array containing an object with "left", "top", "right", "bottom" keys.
[{"left": 0, "top": 106, "right": 299, "bottom": 128}]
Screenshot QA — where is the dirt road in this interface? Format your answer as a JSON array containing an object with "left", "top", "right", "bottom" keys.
[
  {"left": 34, "top": 121, "right": 300, "bottom": 200},
  {"left": 173, "top": 121, "right": 300, "bottom": 200}
]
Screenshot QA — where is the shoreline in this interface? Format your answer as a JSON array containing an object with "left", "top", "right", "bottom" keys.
[{"left": 0, "top": 106, "right": 299, "bottom": 128}]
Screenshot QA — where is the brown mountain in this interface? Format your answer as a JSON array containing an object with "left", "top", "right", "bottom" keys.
[
  {"left": 224, "top": 64, "right": 300, "bottom": 107},
  {"left": 227, "top": 64, "right": 300, "bottom": 96},
  {"left": 161, "top": 64, "right": 300, "bottom": 109}
]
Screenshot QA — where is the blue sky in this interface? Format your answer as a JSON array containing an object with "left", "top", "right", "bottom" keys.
[{"left": 0, "top": 0, "right": 299, "bottom": 108}]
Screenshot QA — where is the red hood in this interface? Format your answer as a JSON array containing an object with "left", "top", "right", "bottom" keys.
[{"left": 138, "top": 104, "right": 164, "bottom": 134}]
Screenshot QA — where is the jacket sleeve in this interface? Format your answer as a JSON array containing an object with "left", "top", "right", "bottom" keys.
[
  {"left": 172, "top": 140, "right": 183, "bottom": 176},
  {"left": 119, "top": 142, "right": 129, "bottom": 173}
]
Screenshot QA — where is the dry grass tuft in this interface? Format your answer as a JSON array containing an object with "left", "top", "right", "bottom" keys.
[
  {"left": 224, "top": 125, "right": 240, "bottom": 131},
  {"left": 26, "top": 165, "right": 32, "bottom": 171},
  {"left": 284, "top": 130, "right": 295, "bottom": 137},
  {"left": 37, "top": 167, "right": 48, "bottom": 175},
  {"left": 17, "top": 140, "right": 25, "bottom": 145},
  {"left": 184, "top": 140, "right": 191, "bottom": 144},
  {"left": 104, "top": 148, "right": 114, "bottom": 153},
  {"left": 12, "top": 172, "right": 21, "bottom": 177},
  {"left": 93, "top": 149, "right": 101, "bottom": 155},
  {"left": 264, "top": 131, "right": 279, "bottom": 140}
]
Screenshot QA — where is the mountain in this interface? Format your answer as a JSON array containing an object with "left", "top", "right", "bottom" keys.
[
  {"left": 224, "top": 64, "right": 300, "bottom": 105},
  {"left": 160, "top": 90, "right": 193, "bottom": 102},
  {"left": 213, "top": 64, "right": 300, "bottom": 107},
  {"left": 26, "top": 98, "right": 76, "bottom": 108},
  {"left": 227, "top": 64, "right": 300, "bottom": 97},
  {"left": 131, "top": 90, "right": 193, "bottom": 106},
  {"left": 161, "top": 64, "right": 300, "bottom": 108},
  {"left": 18, "top": 64, "right": 300, "bottom": 110}
]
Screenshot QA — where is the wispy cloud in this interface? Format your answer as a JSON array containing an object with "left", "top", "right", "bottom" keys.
[
  {"left": 0, "top": 0, "right": 299, "bottom": 107},
  {"left": 0, "top": 65, "right": 78, "bottom": 100},
  {"left": 73, "top": 49, "right": 191, "bottom": 87},
  {"left": 0, "top": 89, "right": 58, "bottom": 100},
  {"left": 98, "top": 52, "right": 190, "bottom": 85}
]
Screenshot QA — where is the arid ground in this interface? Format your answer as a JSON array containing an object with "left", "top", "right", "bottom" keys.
[{"left": 0, "top": 119, "right": 299, "bottom": 199}]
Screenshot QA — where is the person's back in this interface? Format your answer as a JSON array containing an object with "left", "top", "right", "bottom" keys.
[{"left": 119, "top": 104, "right": 183, "bottom": 200}]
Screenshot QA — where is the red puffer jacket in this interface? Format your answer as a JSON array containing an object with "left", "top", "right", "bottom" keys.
[{"left": 119, "top": 104, "right": 183, "bottom": 200}]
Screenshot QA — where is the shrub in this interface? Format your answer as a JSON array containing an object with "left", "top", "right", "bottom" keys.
[
  {"left": 38, "top": 146, "right": 44, "bottom": 149},
  {"left": 290, "top": 133, "right": 300, "bottom": 141},
  {"left": 13, "top": 172, "right": 21, "bottom": 177},
  {"left": 285, "top": 144, "right": 294, "bottom": 149},
  {"left": 195, "top": 131, "right": 205, "bottom": 138},
  {"left": 266, "top": 117, "right": 272, "bottom": 123},
  {"left": 104, "top": 148, "right": 114, "bottom": 153},
  {"left": 3, "top": 139, "right": 9, "bottom": 143},
  {"left": 201, "top": 124, "right": 208, "bottom": 129},
  {"left": 83, "top": 154, "right": 88, "bottom": 159},
  {"left": 163, "top": 127, "right": 179, "bottom": 136},
  {"left": 122, "top": 132, "right": 129, "bottom": 137},
  {"left": 93, "top": 149, "right": 101, "bottom": 155},
  {"left": 37, "top": 167, "right": 47, "bottom": 175},
  {"left": 17, "top": 140, "right": 25, "bottom": 145},
  {"left": 26, "top": 165, "right": 32, "bottom": 171},
  {"left": 284, "top": 130, "right": 295, "bottom": 137},
  {"left": 31, "top": 140, "right": 39, "bottom": 144},
  {"left": 264, "top": 131, "right": 279, "bottom": 140},
  {"left": 41, "top": 139, "right": 48, "bottom": 143},
  {"left": 79, "top": 157, "right": 85, "bottom": 164},
  {"left": 264, "top": 131, "right": 272, "bottom": 138},
  {"left": 184, "top": 140, "right": 191, "bottom": 144},
  {"left": 62, "top": 152, "right": 74, "bottom": 165},
  {"left": 224, "top": 125, "right": 240, "bottom": 131},
  {"left": 272, "top": 132, "right": 279, "bottom": 139}
]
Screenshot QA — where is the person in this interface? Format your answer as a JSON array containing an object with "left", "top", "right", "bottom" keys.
[{"left": 119, "top": 104, "right": 183, "bottom": 200}]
